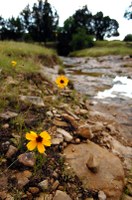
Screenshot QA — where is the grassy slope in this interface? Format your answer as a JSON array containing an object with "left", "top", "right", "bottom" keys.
[
  {"left": 0, "top": 41, "right": 59, "bottom": 74},
  {"left": 0, "top": 41, "right": 60, "bottom": 112},
  {"left": 70, "top": 40, "right": 132, "bottom": 57}
]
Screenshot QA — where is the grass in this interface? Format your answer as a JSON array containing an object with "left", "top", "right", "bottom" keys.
[
  {"left": 0, "top": 41, "right": 59, "bottom": 74},
  {"left": 69, "top": 40, "right": 132, "bottom": 57}
]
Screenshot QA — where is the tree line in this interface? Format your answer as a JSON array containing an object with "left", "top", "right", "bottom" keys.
[{"left": 0, "top": 0, "right": 131, "bottom": 55}]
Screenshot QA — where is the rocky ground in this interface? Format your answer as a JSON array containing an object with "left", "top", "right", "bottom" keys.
[{"left": 0, "top": 60, "right": 131, "bottom": 200}]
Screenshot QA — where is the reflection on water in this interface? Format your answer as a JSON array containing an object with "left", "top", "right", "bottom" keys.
[{"left": 95, "top": 76, "right": 132, "bottom": 99}]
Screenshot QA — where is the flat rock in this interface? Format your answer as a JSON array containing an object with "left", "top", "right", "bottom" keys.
[
  {"left": 64, "top": 142, "right": 125, "bottom": 200},
  {"left": 19, "top": 95, "right": 45, "bottom": 107},
  {"left": 53, "top": 190, "right": 72, "bottom": 200},
  {"left": 0, "top": 111, "right": 18, "bottom": 120},
  {"left": 18, "top": 152, "right": 36, "bottom": 167}
]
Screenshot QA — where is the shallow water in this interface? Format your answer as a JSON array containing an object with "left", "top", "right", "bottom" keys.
[{"left": 95, "top": 76, "right": 132, "bottom": 99}]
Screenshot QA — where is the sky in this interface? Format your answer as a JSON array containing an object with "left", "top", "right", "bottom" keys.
[{"left": 0, "top": 0, "right": 131, "bottom": 40}]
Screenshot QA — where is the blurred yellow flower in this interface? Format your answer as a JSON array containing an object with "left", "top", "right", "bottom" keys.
[
  {"left": 26, "top": 131, "right": 51, "bottom": 153},
  {"left": 55, "top": 75, "right": 69, "bottom": 89},
  {"left": 11, "top": 60, "right": 17, "bottom": 67}
]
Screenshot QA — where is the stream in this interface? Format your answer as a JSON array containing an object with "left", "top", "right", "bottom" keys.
[{"left": 62, "top": 55, "right": 132, "bottom": 139}]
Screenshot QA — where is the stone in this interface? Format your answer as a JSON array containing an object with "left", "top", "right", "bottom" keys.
[
  {"left": 57, "top": 128, "right": 73, "bottom": 142},
  {"left": 62, "top": 113, "right": 79, "bottom": 129},
  {"left": 6, "top": 145, "right": 18, "bottom": 158},
  {"left": 86, "top": 154, "right": 100, "bottom": 173},
  {"left": 91, "top": 122, "right": 104, "bottom": 132},
  {"left": 18, "top": 152, "right": 36, "bottom": 167},
  {"left": 77, "top": 124, "right": 93, "bottom": 139},
  {"left": 38, "top": 179, "right": 49, "bottom": 191},
  {"left": 15, "top": 170, "right": 32, "bottom": 189},
  {"left": 28, "top": 187, "right": 40, "bottom": 194},
  {"left": 98, "top": 191, "right": 107, "bottom": 200},
  {"left": 19, "top": 95, "right": 45, "bottom": 107},
  {"left": 35, "top": 193, "right": 53, "bottom": 200},
  {"left": 53, "top": 190, "right": 72, "bottom": 200},
  {"left": 51, "top": 180, "right": 60, "bottom": 190},
  {"left": 51, "top": 135, "right": 64, "bottom": 145},
  {"left": 64, "top": 142, "right": 125, "bottom": 200},
  {"left": 2, "top": 123, "right": 9, "bottom": 129},
  {"left": 0, "top": 111, "right": 18, "bottom": 120},
  {"left": 53, "top": 119, "right": 69, "bottom": 127}
]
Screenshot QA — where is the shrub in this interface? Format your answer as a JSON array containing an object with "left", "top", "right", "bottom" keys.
[
  {"left": 70, "top": 28, "right": 94, "bottom": 51},
  {"left": 124, "top": 34, "right": 132, "bottom": 41}
]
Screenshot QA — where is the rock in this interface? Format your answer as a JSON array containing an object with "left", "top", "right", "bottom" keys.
[
  {"left": 77, "top": 124, "right": 93, "bottom": 139},
  {"left": 19, "top": 95, "right": 45, "bottom": 107},
  {"left": 51, "top": 134, "right": 64, "bottom": 145},
  {"left": 91, "top": 122, "right": 104, "bottom": 132},
  {"left": 38, "top": 179, "right": 49, "bottom": 191},
  {"left": 15, "top": 170, "right": 32, "bottom": 189},
  {"left": 6, "top": 145, "right": 18, "bottom": 158},
  {"left": 5, "top": 194, "right": 14, "bottom": 200},
  {"left": 51, "top": 180, "right": 60, "bottom": 190},
  {"left": 86, "top": 154, "right": 100, "bottom": 173},
  {"left": 53, "top": 190, "right": 72, "bottom": 200},
  {"left": 64, "top": 142, "right": 125, "bottom": 200},
  {"left": 35, "top": 193, "right": 53, "bottom": 200},
  {"left": 62, "top": 113, "right": 79, "bottom": 129},
  {"left": 98, "top": 191, "right": 107, "bottom": 200},
  {"left": 75, "top": 138, "right": 81, "bottom": 144},
  {"left": 57, "top": 128, "right": 73, "bottom": 142},
  {"left": 2, "top": 123, "right": 9, "bottom": 129},
  {"left": 0, "top": 191, "right": 7, "bottom": 199},
  {"left": 53, "top": 118, "right": 69, "bottom": 127},
  {"left": 0, "top": 111, "right": 18, "bottom": 120},
  {"left": 28, "top": 187, "right": 40, "bottom": 194},
  {"left": 18, "top": 152, "right": 36, "bottom": 167}
]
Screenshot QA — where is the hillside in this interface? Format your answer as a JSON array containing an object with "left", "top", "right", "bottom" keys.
[{"left": 0, "top": 41, "right": 131, "bottom": 200}]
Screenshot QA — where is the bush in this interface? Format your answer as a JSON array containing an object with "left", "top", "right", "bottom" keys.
[
  {"left": 70, "top": 28, "right": 94, "bottom": 51},
  {"left": 124, "top": 34, "right": 132, "bottom": 41}
]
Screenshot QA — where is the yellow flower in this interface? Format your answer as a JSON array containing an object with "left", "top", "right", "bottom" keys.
[
  {"left": 55, "top": 75, "right": 69, "bottom": 89},
  {"left": 26, "top": 131, "right": 51, "bottom": 153},
  {"left": 11, "top": 60, "right": 17, "bottom": 67}
]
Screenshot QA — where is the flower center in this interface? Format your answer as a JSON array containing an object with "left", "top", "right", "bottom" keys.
[
  {"left": 60, "top": 79, "right": 64, "bottom": 84},
  {"left": 36, "top": 135, "right": 43, "bottom": 143}
]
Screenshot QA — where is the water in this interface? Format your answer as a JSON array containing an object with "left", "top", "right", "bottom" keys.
[{"left": 95, "top": 76, "right": 132, "bottom": 99}]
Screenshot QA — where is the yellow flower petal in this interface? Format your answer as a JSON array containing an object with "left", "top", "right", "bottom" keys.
[
  {"left": 42, "top": 139, "right": 51, "bottom": 146},
  {"left": 37, "top": 143, "right": 45, "bottom": 153},
  {"left": 27, "top": 140, "right": 37, "bottom": 151},
  {"left": 40, "top": 131, "right": 51, "bottom": 140},
  {"left": 26, "top": 131, "right": 37, "bottom": 140}
]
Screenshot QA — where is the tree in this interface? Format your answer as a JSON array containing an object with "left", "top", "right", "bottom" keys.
[
  {"left": 92, "top": 12, "right": 119, "bottom": 40},
  {"left": 124, "top": 34, "right": 132, "bottom": 41},
  {"left": 0, "top": 16, "right": 6, "bottom": 40},
  {"left": 0, "top": 17, "right": 24, "bottom": 40},
  {"left": 124, "top": 3, "right": 132, "bottom": 19},
  {"left": 57, "top": 6, "right": 119, "bottom": 55},
  {"left": 20, "top": 0, "right": 59, "bottom": 43}
]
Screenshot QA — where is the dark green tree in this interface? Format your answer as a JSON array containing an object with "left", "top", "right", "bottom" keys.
[
  {"left": 124, "top": 3, "right": 132, "bottom": 19},
  {"left": 0, "top": 16, "right": 6, "bottom": 40},
  {"left": 0, "top": 17, "right": 24, "bottom": 40},
  {"left": 57, "top": 6, "right": 93, "bottom": 55},
  {"left": 20, "top": 0, "right": 59, "bottom": 43},
  {"left": 92, "top": 12, "right": 119, "bottom": 40}
]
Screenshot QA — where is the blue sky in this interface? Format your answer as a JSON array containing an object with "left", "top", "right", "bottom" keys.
[{"left": 0, "top": 0, "right": 131, "bottom": 40}]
